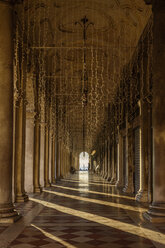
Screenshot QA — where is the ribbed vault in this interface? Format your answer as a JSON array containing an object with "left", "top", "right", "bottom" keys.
[{"left": 15, "top": 0, "right": 151, "bottom": 154}]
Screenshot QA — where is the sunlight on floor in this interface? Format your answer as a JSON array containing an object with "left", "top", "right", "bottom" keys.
[
  {"left": 29, "top": 197, "right": 165, "bottom": 246},
  {"left": 43, "top": 189, "right": 147, "bottom": 212},
  {"left": 31, "top": 224, "right": 76, "bottom": 248},
  {"left": 52, "top": 184, "right": 135, "bottom": 200},
  {"left": 61, "top": 178, "right": 116, "bottom": 187}
]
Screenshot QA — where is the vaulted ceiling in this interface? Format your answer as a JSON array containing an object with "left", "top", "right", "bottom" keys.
[{"left": 16, "top": 0, "right": 151, "bottom": 153}]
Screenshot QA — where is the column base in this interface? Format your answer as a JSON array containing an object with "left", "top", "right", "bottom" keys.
[
  {"left": 44, "top": 182, "right": 51, "bottom": 187},
  {"left": 115, "top": 181, "right": 123, "bottom": 188},
  {"left": 123, "top": 184, "right": 133, "bottom": 195},
  {"left": 16, "top": 193, "right": 29, "bottom": 203},
  {"left": 104, "top": 173, "right": 108, "bottom": 179},
  {"left": 55, "top": 177, "right": 60, "bottom": 182},
  {"left": 51, "top": 179, "right": 56, "bottom": 184},
  {"left": 103, "top": 174, "right": 107, "bottom": 179},
  {"left": 136, "top": 190, "right": 149, "bottom": 203},
  {"left": 143, "top": 203, "right": 165, "bottom": 223},
  {"left": 0, "top": 203, "right": 21, "bottom": 224},
  {"left": 34, "top": 186, "right": 42, "bottom": 193},
  {"left": 110, "top": 178, "right": 116, "bottom": 184}
]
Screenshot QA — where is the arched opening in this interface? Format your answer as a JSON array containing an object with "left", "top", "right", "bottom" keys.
[{"left": 79, "top": 152, "right": 89, "bottom": 171}]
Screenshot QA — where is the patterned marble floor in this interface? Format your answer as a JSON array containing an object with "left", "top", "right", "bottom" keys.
[{"left": 0, "top": 172, "right": 165, "bottom": 248}]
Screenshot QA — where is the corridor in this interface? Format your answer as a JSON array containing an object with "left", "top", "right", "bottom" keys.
[{"left": 0, "top": 172, "right": 165, "bottom": 248}]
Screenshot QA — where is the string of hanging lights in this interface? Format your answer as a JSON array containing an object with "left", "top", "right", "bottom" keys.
[{"left": 13, "top": 0, "right": 152, "bottom": 155}]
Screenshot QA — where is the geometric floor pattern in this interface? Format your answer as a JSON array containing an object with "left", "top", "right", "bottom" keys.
[{"left": 0, "top": 172, "right": 165, "bottom": 248}]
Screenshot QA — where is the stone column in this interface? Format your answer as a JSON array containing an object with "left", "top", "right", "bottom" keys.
[
  {"left": 116, "top": 128, "right": 123, "bottom": 188},
  {"left": 104, "top": 140, "right": 108, "bottom": 179},
  {"left": 144, "top": 0, "right": 165, "bottom": 222},
  {"left": 62, "top": 147, "right": 64, "bottom": 177},
  {"left": 58, "top": 141, "right": 61, "bottom": 178},
  {"left": 25, "top": 113, "right": 34, "bottom": 193},
  {"left": 55, "top": 139, "right": 60, "bottom": 180},
  {"left": 0, "top": 0, "right": 19, "bottom": 223},
  {"left": 107, "top": 138, "right": 111, "bottom": 181},
  {"left": 123, "top": 121, "right": 134, "bottom": 194},
  {"left": 44, "top": 124, "right": 50, "bottom": 187},
  {"left": 69, "top": 151, "right": 71, "bottom": 173},
  {"left": 15, "top": 95, "right": 28, "bottom": 202},
  {"left": 33, "top": 115, "right": 41, "bottom": 193},
  {"left": 104, "top": 142, "right": 107, "bottom": 178},
  {"left": 66, "top": 151, "right": 68, "bottom": 175},
  {"left": 67, "top": 150, "right": 70, "bottom": 175},
  {"left": 77, "top": 155, "right": 79, "bottom": 170},
  {"left": 61, "top": 144, "right": 64, "bottom": 178},
  {"left": 110, "top": 133, "right": 116, "bottom": 184},
  {"left": 136, "top": 100, "right": 150, "bottom": 202},
  {"left": 64, "top": 149, "right": 66, "bottom": 177},
  {"left": 102, "top": 143, "right": 105, "bottom": 177},
  {"left": 51, "top": 134, "right": 56, "bottom": 183},
  {"left": 66, "top": 149, "right": 68, "bottom": 176},
  {"left": 113, "top": 136, "right": 118, "bottom": 184},
  {"left": 14, "top": 62, "right": 28, "bottom": 201},
  {"left": 40, "top": 124, "right": 45, "bottom": 188},
  {"left": 62, "top": 144, "right": 65, "bottom": 177},
  {"left": 110, "top": 144, "right": 115, "bottom": 183},
  {"left": 127, "top": 127, "right": 134, "bottom": 194},
  {"left": 59, "top": 141, "right": 64, "bottom": 178},
  {"left": 48, "top": 131, "right": 52, "bottom": 186}
]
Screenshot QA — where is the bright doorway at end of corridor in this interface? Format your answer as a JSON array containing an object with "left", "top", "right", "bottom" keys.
[{"left": 79, "top": 152, "right": 89, "bottom": 171}]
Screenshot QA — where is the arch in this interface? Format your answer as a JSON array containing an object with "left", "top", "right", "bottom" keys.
[{"left": 79, "top": 152, "right": 89, "bottom": 171}]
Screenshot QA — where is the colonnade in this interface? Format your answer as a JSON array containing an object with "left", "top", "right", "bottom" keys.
[
  {"left": 93, "top": 0, "right": 165, "bottom": 222},
  {"left": 0, "top": 0, "right": 165, "bottom": 224},
  {"left": 0, "top": 1, "right": 75, "bottom": 224}
]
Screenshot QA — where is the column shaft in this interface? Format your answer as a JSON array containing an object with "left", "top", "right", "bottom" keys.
[
  {"left": 0, "top": 0, "right": 19, "bottom": 223},
  {"left": 123, "top": 125, "right": 134, "bottom": 194},
  {"left": 116, "top": 130, "right": 123, "bottom": 188},
  {"left": 55, "top": 139, "right": 60, "bottom": 179},
  {"left": 136, "top": 101, "right": 150, "bottom": 202},
  {"left": 33, "top": 117, "right": 41, "bottom": 193},
  {"left": 14, "top": 62, "right": 28, "bottom": 201},
  {"left": 51, "top": 135, "right": 56, "bottom": 183},
  {"left": 15, "top": 98, "right": 28, "bottom": 202},
  {"left": 44, "top": 125, "right": 50, "bottom": 187}
]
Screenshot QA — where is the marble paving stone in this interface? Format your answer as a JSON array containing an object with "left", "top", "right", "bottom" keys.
[
  {"left": 2, "top": 172, "right": 165, "bottom": 248},
  {"left": 71, "top": 236, "right": 93, "bottom": 243},
  {"left": 9, "top": 245, "right": 36, "bottom": 248},
  {"left": 41, "top": 244, "right": 64, "bottom": 248},
  {"left": 72, "top": 230, "right": 92, "bottom": 236}
]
